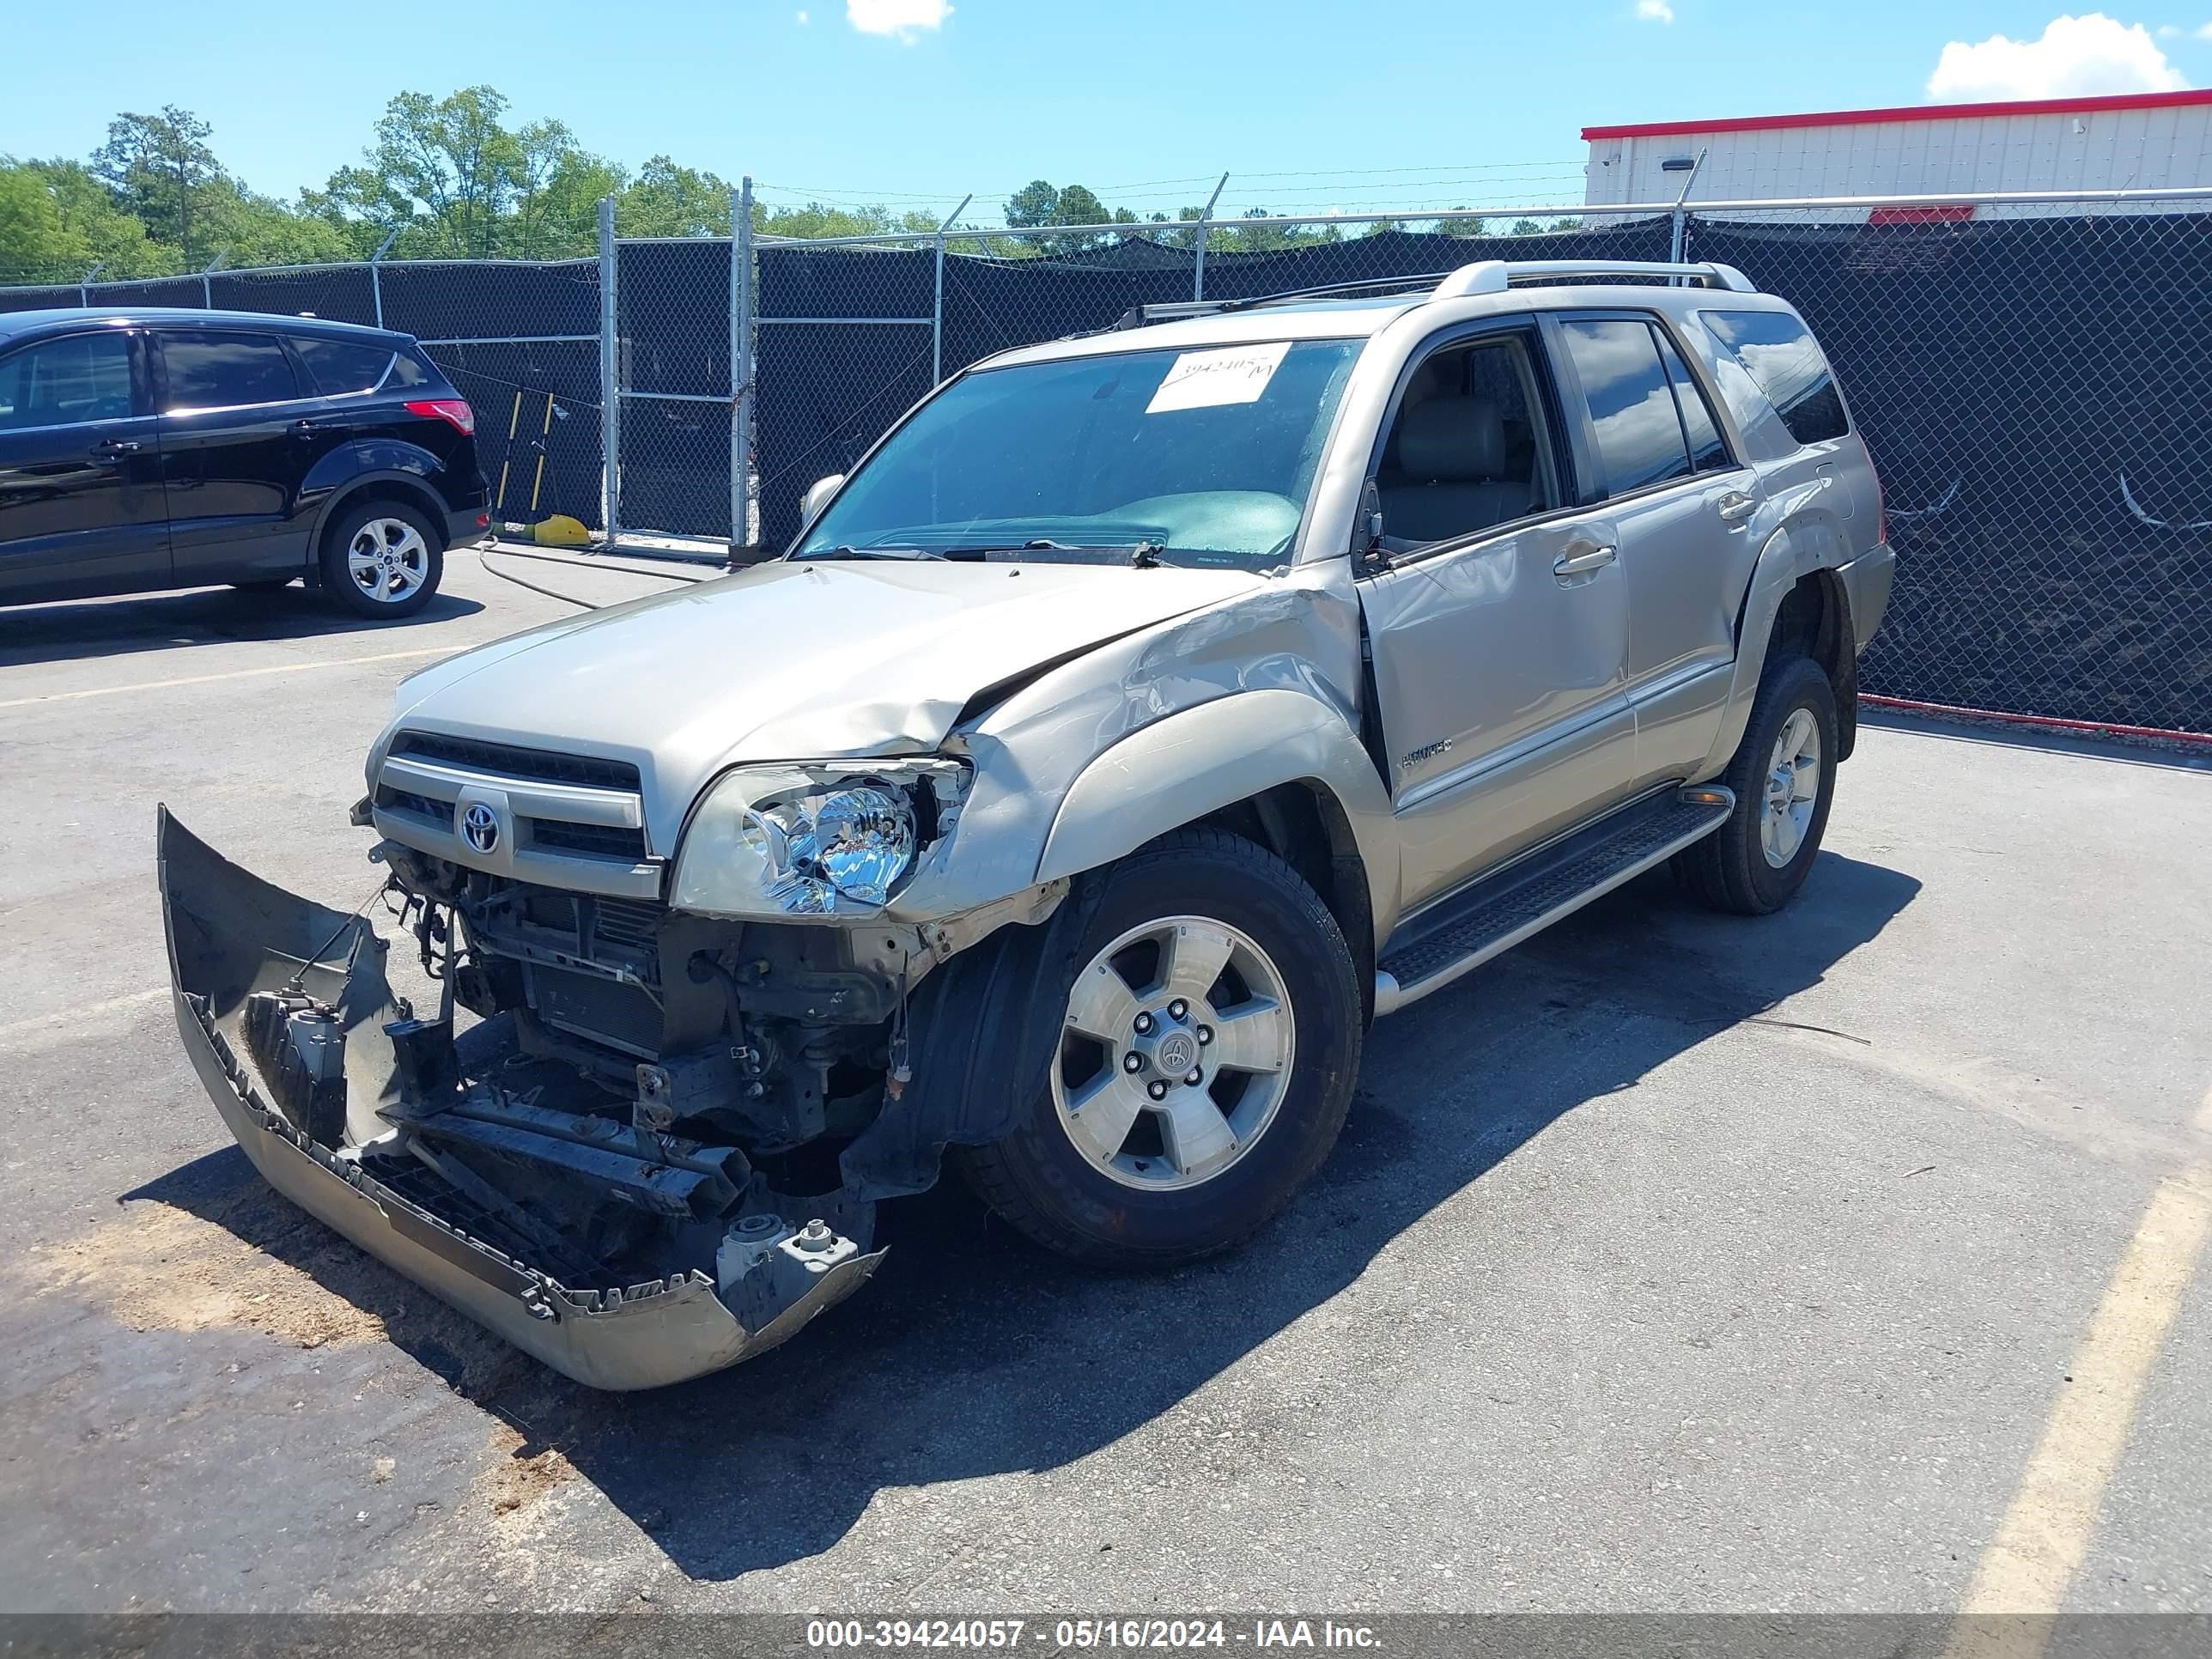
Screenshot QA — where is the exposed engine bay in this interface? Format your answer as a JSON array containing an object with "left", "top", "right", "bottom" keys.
[{"left": 157, "top": 809, "right": 931, "bottom": 1389}]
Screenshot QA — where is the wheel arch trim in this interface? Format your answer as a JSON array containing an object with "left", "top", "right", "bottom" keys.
[{"left": 1034, "top": 689, "right": 1402, "bottom": 945}]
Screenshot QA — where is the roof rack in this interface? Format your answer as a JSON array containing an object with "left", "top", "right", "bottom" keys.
[
  {"left": 1113, "top": 258, "right": 1757, "bottom": 330},
  {"left": 1432, "top": 258, "right": 1758, "bottom": 296}
]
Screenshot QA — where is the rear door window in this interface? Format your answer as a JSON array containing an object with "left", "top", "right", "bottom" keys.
[
  {"left": 160, "top": 331, "right": 301, "bottom": 410},
  {"left": 0, "top": 331, "right": 134, "bottom": 429},
  {"left": 290, "top": 337, "right": 396, "bottom": 396},
  {"left": 1700, "top": 310, "right": 1848, "bottom": 446},
  {"left": 1554, "top": 317, "right": 1692, "bottom": 496},
  {"left": 1653, "top": 329, "right": 1731, "bottom": 472}
]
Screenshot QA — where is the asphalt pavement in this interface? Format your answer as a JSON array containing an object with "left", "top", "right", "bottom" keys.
[{"left": 1, "top": 551, "right": 2206, "bottom": 1619}]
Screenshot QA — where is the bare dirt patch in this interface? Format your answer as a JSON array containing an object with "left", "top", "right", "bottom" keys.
[
  {"left": 26, "top": 1195, "right": 387, "bottom": 1351},
  {"left": 478, "top": 1419, "right": 580, "bottom": 1518}
]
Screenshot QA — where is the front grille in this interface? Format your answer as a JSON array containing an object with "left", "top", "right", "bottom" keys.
[
  {"left": 390, "top": 732, "right": 641, "bottom": 793},
  {"left": 376, "top": 785, "right": 445, "bottom": 823},
  {"left": 529, "top": 819, "right": 648, "bottom": 861},
  {"left": 374, "top": 728, "right": 659, "bottom": 899}
]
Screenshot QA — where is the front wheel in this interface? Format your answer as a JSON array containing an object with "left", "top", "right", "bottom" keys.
[
  {"left": 319, "top": 499, "right": 444, "bottom": 619},
  {"left": 1676, "top": 653, "right": 1839, "bottom": 915},
  {"left": 957, "top": 828, "right": 1363, "bottom": 1268}
]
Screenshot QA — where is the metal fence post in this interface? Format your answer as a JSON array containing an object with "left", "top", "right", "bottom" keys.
[
  {"left": 201, "top": 251, "right": 226, "bottom": 308},
  {"left": 599, "top": 196, "right": 620, "bottom": 542},
  {"left": 77, "top": 262, "right": 101, "bottom": 307},
  {"left": 932, "top": 194, "right": 972, "bottom": 388},
  {"left": 1192, "top": 173, "right": 1228, "bottom": 301},
  {"left": 368, "top": 226, "right": 402, "bottom": 329},
  {"left": 1668, "top": 148, "right": 1707, "bottom": 271},
  {"left": 732, "top": 178, "right": 755, "bottom": 554}
]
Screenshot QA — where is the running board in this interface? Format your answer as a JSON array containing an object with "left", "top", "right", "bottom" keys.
[{"left": 1373, "top": 786, "right": 1734, "bottom": 1018}]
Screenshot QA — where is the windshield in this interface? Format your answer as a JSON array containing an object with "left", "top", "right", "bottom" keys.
[{"left": 796, "top": 338, "right": 1362, "bottom": 568}]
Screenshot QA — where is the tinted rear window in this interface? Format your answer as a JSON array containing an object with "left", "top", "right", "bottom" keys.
[
  {"left": 161, "top": 331, "right": 299, "bottom": 410},
  {"left": 291, "top": 337, "right": 395, "bottom": 396},
  {"left": 389, "top": 350, "right": 435, "bottom": 390},
  {"left": 1701, "top": 310, "right": 1848, "bottom": 446}
]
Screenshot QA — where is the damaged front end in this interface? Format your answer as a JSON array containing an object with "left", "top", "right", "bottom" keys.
[{"left": 156, "top": 807, "right": 883, "bottom": 1390}]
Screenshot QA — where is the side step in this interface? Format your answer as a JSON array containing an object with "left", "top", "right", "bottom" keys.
[{"left": 1373, "top": 786, "right": 1734, "bottom": 1017}]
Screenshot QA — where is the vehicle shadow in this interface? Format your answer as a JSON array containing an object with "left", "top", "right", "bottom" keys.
[
  {"left": 132, "top": 849, "right": 1917, "bottom": 1583},
  {"left": 0, "top": 583, "right": 484, "bottom": 671}
]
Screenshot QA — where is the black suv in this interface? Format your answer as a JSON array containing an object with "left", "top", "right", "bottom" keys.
[{"left": 0, "top": 308, "right": 489, "bottom": 619}]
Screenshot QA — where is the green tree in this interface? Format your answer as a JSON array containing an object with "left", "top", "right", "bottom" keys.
[
  {"left": 618, "top": 155, "right": 735, "bottom": 239},
  {"left": 334, "top": 87, "right": 521, "bottom": 258},
  {"left": 21, "top": 160, "right": 165, "bottom": 276},
  {"left": 91, "top": 107, "right": 222, "bottom": 264},
  {"left": 0, "top": 164, "right": 88, "bottom": 281}
]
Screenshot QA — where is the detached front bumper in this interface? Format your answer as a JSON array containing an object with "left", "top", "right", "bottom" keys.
[{"left": 156, "top": 807, "right": 880, "bottom": 1391}]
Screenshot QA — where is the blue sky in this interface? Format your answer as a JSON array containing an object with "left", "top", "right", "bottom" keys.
[{"left": 10, "top": 3, "right": 2212, "bottom": 221}]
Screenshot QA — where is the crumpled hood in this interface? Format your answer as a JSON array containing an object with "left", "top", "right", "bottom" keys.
[{"left": 386, "top": 556, "right": 1262, "bottom": 846}]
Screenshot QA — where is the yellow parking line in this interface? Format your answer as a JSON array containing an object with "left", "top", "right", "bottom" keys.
[
  {"left": 1944, "top": 1089, "right": 2212, "bottom": 1656},
  {"left": 0, "top": 645, "right": 453, "bottom": 711}
]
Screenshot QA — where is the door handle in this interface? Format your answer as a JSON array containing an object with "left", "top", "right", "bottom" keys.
[
  {"left": 1553, "top": 542, "right": 1618, "bottom": 580},
  {"left": 90, "top": 437, "right": 142, "bottom": 458},
  {"left": 292, "top": 417, "right": 356, "bottom": 437},
  {"left": 1716, "top": 489, "right": 1758, "bottom": 525}
]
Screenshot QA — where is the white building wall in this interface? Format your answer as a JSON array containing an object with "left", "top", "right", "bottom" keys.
[{"left": 1584, "top": 100, "right": 2212, "bottom": 214}]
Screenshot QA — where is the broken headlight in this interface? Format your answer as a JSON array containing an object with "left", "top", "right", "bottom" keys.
[{"left": 672, "top": 760, "right": 967, "bottom": 917}]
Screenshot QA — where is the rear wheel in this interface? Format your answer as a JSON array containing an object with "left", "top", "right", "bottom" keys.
[
  {"left": 319, "top": 499, "right": 443, "bottom": 619},
  {"left": 1676, "top": 653, "right": 1839, "bottom": 915},
  {"left": 957, "top": 828, "right": 1362, "bottom": 1268}
]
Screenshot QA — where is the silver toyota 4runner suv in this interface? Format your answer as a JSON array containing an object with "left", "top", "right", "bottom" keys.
[{"left": 160, "top": 258, "right": 1893, "bottom": 1389}]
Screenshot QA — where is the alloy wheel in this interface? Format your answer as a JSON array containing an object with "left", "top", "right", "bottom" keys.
[
  {"left": 346, "top": 518, "right": 430, "bottom": 606},
  {"left": 1050, "top": 915, "right": 1296, "bottom": 1191},
  {"left": 1760, "top": 707, "right": 1822, "bottom": 867}
]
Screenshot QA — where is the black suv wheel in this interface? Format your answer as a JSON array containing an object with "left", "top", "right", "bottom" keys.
[{"left": 320, "top": 498, "right": 444, "bottom": 619}]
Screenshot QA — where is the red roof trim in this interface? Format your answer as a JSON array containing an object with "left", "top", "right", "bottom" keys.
[{"left": 1582, "top": 88, "right": 2212, "bottom": 142}]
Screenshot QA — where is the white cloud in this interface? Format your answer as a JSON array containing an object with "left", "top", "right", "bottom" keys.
[
  {"left": 1928, "top": 14, "right": 2186, "bottom": 100},
  {"left": 2198, "top": 20, "right": 2212, "bottom": 37},
  {"left": 795, "top": 8, "right": 809, "bottom": 20},
  {"left": 1635, "top": 0, "right": 1674, "bottom": 18},
  {"left": 846, "top": 0, "right": 953, "bottom": 40}
]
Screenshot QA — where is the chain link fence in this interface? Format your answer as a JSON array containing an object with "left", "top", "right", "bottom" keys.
[
  {"left": 5, "top": 189, "right": 2209, "bottom": 733},
  {"left": 0, "top": 254, "right": 607, "bottom": 536}
]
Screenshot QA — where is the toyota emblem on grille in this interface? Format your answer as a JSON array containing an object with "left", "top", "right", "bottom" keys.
[{"left": 461, "top": 802, "right": 501, "bottom": 854}]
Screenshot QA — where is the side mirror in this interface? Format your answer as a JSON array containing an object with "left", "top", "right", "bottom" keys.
[{"left": 799, "top": 474, "right": 846, "bottom": 527}]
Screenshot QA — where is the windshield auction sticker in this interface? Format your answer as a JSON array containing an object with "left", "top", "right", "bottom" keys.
[{"left": 1145, "top": 341, "right": 1292, "bottom": 413}]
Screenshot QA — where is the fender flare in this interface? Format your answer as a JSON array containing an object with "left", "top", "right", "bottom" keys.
[
  {"left": 305, "top": 458, "right": 453, "bottom": 555},
  {"left": 1700, "top": 521, "right": 1856, "bottom": 775},
  {"left": 1034, "top": 687, "right": 1402, "bottom": 939}
]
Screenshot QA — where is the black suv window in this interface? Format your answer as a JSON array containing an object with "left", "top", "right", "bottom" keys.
[
  {"left": 1701, "top": 310, "right": 1848, "bottom": 446},
  {"left": 161, "top": 331, "right": 300, "bottom": 411},
  {"left": 0, "top": 331, "right": 133, "bottom": 429},
  {"left": 291, "top": 337, "right": 396, "bottom": 396},
  {"left": 1556, "top": 318, "right": 1692, "bottom": 495}
]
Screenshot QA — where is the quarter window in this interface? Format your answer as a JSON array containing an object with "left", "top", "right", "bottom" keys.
[
  {"left": 1700, "top": 309, "right": 1849, "bottom": 446},
  {"left": 0, "top": 332, "right": 133, "bottom": 429},
  {"left": 1556, "top": 318, "right": 1692, "bottom": 495},
  {"left": 161, "top": 331, "right": 300, "bottom": 410},
  {"left": 291, "top": 337, "right": 396, "bottom": 396}
]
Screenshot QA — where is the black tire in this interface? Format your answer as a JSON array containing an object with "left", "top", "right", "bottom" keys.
[
  {"left": 1676, "top": 653, "right": 1839, "bottom": 915},
  {"left": 319, "top": 498, "right": 444, "bottom": 620},
  {"left": 957, "top": 827, "right": 1363, "bottom": 1269}
]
